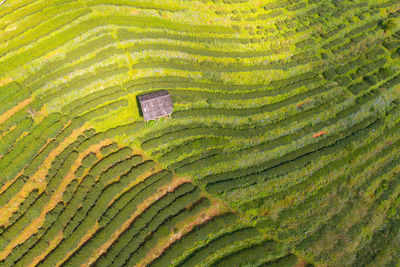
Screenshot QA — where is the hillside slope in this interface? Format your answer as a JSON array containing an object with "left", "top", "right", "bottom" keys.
[{"left": 0, "top": 0, "right": 400, "bottom": 266}]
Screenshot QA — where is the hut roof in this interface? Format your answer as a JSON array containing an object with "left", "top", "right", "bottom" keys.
[{"left": 137, "top": 90, "right": 173, "bottom": 121}]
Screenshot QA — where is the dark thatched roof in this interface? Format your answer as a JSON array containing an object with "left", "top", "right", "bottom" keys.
[{"left": 137, "top": 90, "right": 173, "bottom": 121}]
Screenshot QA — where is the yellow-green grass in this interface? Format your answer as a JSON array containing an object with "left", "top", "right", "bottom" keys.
[{"left": 0, "top": 0, "right": 400, "bottom": 266}]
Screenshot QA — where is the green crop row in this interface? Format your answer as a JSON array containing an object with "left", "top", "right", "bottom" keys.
[
  {"left": 171, "top": 75, "right": 323, "bottom": 106},
  {"left": 0, "top": 9, "right": 91, "bottom": 58},
  {"left": 75, "top": 133, "right": 106, "bottom": 153},
  {"left": 287, "top": 2, "right": 306, "bottom": 12},
  {"left": 44, "top": 134, "right": 85, "bottom": 183},
  {"left": 148, "top": 213, "right": 238, "bottom": 267},
  {"left": 81, "top": 152, "right": 97, "bottom": 168},
  {"left": 38, "top": 116, "right": 69, "bottom": 142},
  {"left": 178, "top": 111, "right": 351, "bottom": 179},
  {"left": 255, "top": 107, "right": 400, "bottom": 221},
  {"left": 1, "top": 1, "right": 399, "bottom": 266},
  {"left": 0, "top": 119, "right": 32, "bottom": 157},
  {"left": 384, "top": 32, "right": 400, "bottom": 51},
  {"left": 242, "top": 116, "right": 385, "bottom": 212},
  {"left": 79, "top": 98, "right": 128, "bottom": 121},
  {"left": 124, "top": 71, "right": 318, "bottom": 95},
  {"left": 124, "top": 76, "right": 263, "bottom": 93},
  {"left": 268, "top": 155, "right": 399, "bottom": 263},
  {"left": 126, "top": 197, "right": 211, "bottom": 267},
  {"left": 9, "top": 198, "right": 73, "bottom": 266},
  {"left": 28, "top": 46, "right": 124, "bottom": 92},
  {"left": 177, "top": 227, "right": 260, "bottom": 266},
  {"left": 0, "top": 201, "right": 65, "bottom": 267},
  {"left": 63, "top": 160, "right": 150, "bottom": 239},
  {"left": 278, "top": 131, "right": 400, "bottom": 229},
  {"left": 0, "top": 113, "right": 66, "bottom": 187},
  {"left": 62, "top": 179, "right": 78, "bottom": 204},
  {"left": 314, "top": 171, "right": 400, "bottom": 264},
  {"left": 0, "top": 10, "right": 240, "bottom": 74},
  {"left": 130, "top": 56, "right": 318, "bottom": 74},
  {"left": 61, "top": 32, "right": 115, "bottom": 62},
  {"left": 0, "top": 0, "right": 189, "bottom": 41},
  {"left": 257, "top": 254, "right": 299, "bottom": 267},
  {"left": 0, "top": 194, "right": 50, "bottom": 251},
  {"left": 101, "top": 184, "right": 200, "bottom": 267},
  {"left": 23, "top": 139, "right": 59, "bottom": 177},
  {"left": 99, "top": 170, "right": 172, "bottom": 227},
  {"left": 322, "top": 20, "right": 379, "bottom": 51},
  {"left": 5, "top": 189, "right": 39, "bottom": 229},
  {"left": 0, "top": 2, "right": 85, "bottom": 44},
  {"left": 173, "top": 82, "right": 330, "bottom": 119},
  {"left": 331, "top": 30, "right": 376, "bottom": 54},
  {"left": 293, "top": 198, "right": 355, "bottom": 257},
  {"left": 105, "top": 14, "right": 236, "bottom": 34},
  {"left": 97, "top": 155, "right": 144, "bottom": 186},
  {"left": 52, "top": 117, "right": 83, "bottom": 140},
  {"left": 0, "top": 0, "right": 59, "bottom": 27},
  {"left": 353, "top": 197, "right": 400, "bottom": 266},
  {"left": 149, "top": 90, "right": 341, "bottom": 164},
  {"left": 247, "top": 121, "right": 393, "bottom": 214},
  {"left": 206, "top": 114, "right": 382, "bottom": 195},
  {"left": 85, "top": 0, "right": 186, "bottom": 12},
  {"left": 125, "top": 42, "right": 273, "bottom": 59},
  {"left": 194, "top": 89, "right": 381, "bottom": 185},
  {"left": 349, "top": 68, "right": 395, "bottom": 95},
  {"left": 0, "top": 0, "right": 91, "bottom": 24},
  {"left": 1, "top": 112, "right": 60, "bottom": 156},
  {"left": 13, "top": 148, "right": 135, "bottom": 266},
  {"left": 46, "top": 167, "right": 173, "bottom": 266},
  {"left": 170, "top": 149, "right": 220, "bottom": 173},
  {"left": 141, "top": 89, "right": 341, "bottom": 148},
  {"left": 345, "top": 173, "right": 399, "bottom": 245},
  {"left": 99, "top": 142, "right": 119, "bottom": 156},
  {"left": 0, "top": 177, "right": 25, "bottom": 209},
  {"left": 323, "top": 46, "right": 386, "bottom": 81},
  {"left": 294, "top": 131, "right": 400, "bottom": 254},
  {"left": 71, "top": 90, "right": 128, "bottom": 118},
  {"left": 211, "top": 113, "right": 381, "bottom": 196},
  {"left": 262, "top": 1, "right": 289, "bottom": 10},
  {"left": 38, "top": 160, "right": 155, "bottom": 266},
  {"left": 87, "top": 147, "right": 133, "bottom": 177},
  {"left": 117, "top": 28, "right": 258, "bottom": 45},
  {"left": 209, "top": 239, "right": 285, "bottom": 267},
  {"left": 0, "top": 17, "right": 107, "bottom": 74},
  {"left": 46, "top": 151, "right": 79, "bottom": 195},
  {"left": 62, "top": 85, "right": 125, "bottom": 113},
  {"left": 349, "top": 68, "right": 398, "bottom": 96},
  {"left": 63, "top": 156, "right": 145, "bottom": 238},
  {"left": 353, "top": 57, "right": 387, "bottom": 79},
  {"left": 156, "top": 136, "right": 226, "bottom": 166},
  {"left": 171, "top": 99, "right": 339, "bottom": 171},
  {"left": 141, "top": 127, "right": 242, "bottom": 152},
  {"left": 45, "top": 142, "right": 82, "bottom": 183},
  {"left": 38, "top": 64, "right": 128, "bottom": 108},
  {"left": 58, "top": 169, "right": 172, "bottom": 266},
  {"left": 0, "top": 82, "right": 23, "bottom": 103},
  {"left": 0, "top": 86, "right": 31, "bottom": 116}
]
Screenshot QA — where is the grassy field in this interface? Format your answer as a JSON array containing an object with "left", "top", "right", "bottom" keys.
[{"left": 0, "top": 0, "right": 399, "bottom": 266}]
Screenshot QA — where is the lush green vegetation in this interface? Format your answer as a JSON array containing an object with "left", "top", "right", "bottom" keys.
[{"left": 0, "top": 0, "right": 399, "bottom": 266}]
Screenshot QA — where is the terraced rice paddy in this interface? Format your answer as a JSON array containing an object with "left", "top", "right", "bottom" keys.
[{"left": 0, "top": 0, "right": 399, "bottom": 266}]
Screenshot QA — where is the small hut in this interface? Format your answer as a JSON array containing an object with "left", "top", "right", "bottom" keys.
[{"left": 137, "top": 90, "right": 173, "bottom": 121}]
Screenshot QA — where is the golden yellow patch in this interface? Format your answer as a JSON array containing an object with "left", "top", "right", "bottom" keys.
[
  {"left": 131, "top": 8, "right": 138, "bottom": 15},
  {"left": 0, "top": 77, "right": 13, "bottom": 87}
]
